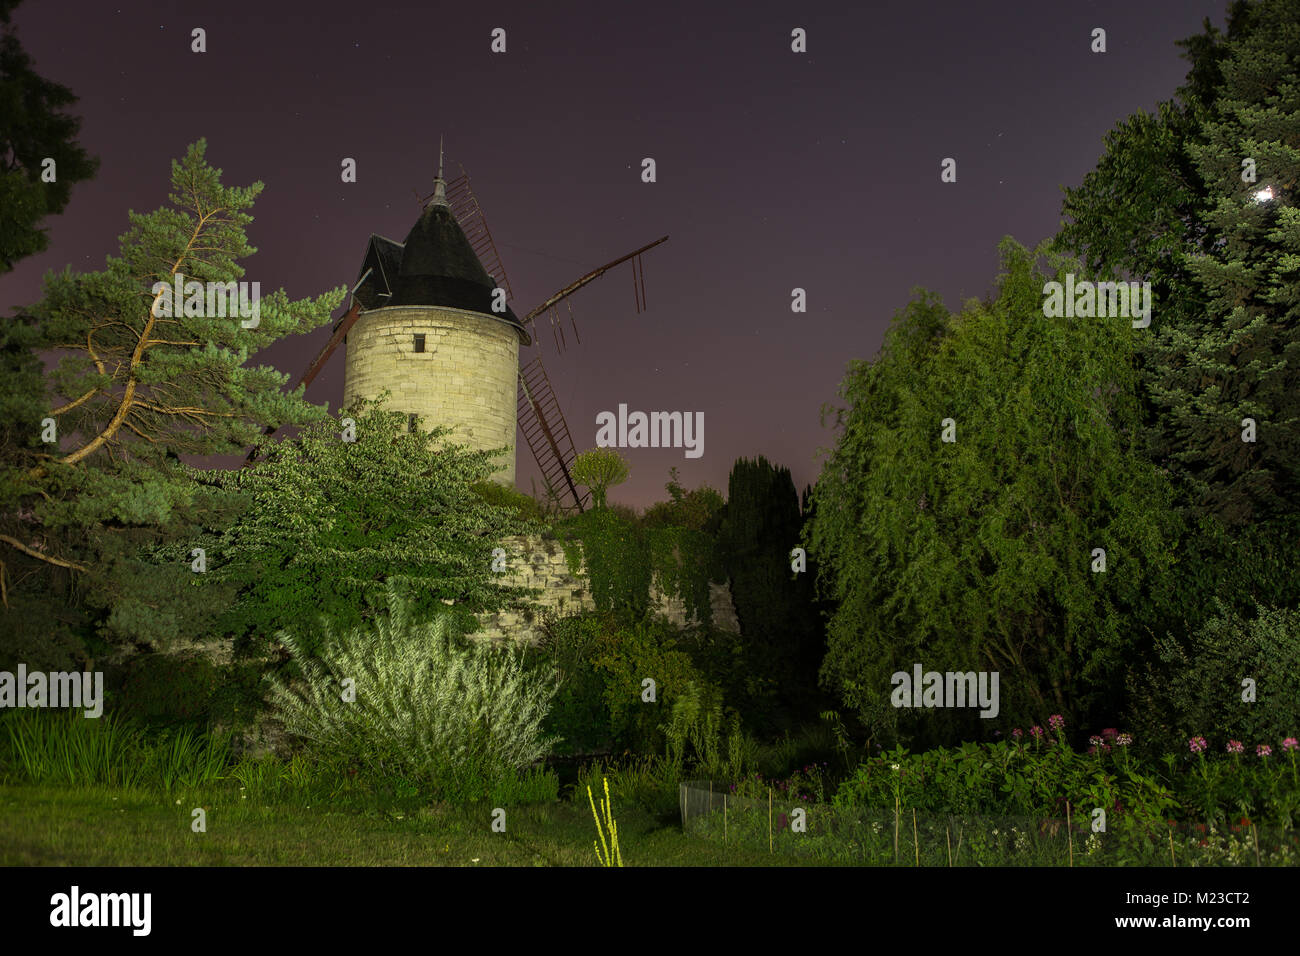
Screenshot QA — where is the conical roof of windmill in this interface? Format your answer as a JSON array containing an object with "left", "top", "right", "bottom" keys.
[{"left": 351, "top": 166, "right": 528, "bottom": 343}]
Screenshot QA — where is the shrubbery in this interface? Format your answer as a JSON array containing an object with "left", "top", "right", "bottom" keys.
[
  {"left": 534, "top": 610, "right": 721, "bottom": 755},
  {"left": 1129, "top": 603, "right": 1300, "bottom": 756},
  {"left": 267, "top": 586, "right": 560, "bottom": 802},
  {"left": 833, "top": 723, "right": 1300, "bottom": 831}
]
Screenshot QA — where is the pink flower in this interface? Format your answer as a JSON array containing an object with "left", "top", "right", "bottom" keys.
[
  {"left": 1116, "top": 733, "right": 1133, "bottom": 747},
  {"left": 1226, "top": 740, "right": 1244, "bottom": 754},
  {"left": 1257, "top": 744, "right": 1272, "bottom": 758},
  {"left": 1049, "top": 714, "right": 1065, "bottom": 731},
  {"left": 1189, "top": 736, "right": 1208, "bottom": 754},
  {"left": 1029, "top": 726, "right": 1044, "bottom": 740},
  {"left": 1283, "top": 737, "right": 1299, "bottom": 752},
  {"left": 1089, "top": 735, "right": 1104, "bottom": 747},
  {"left": 1011, "top": 728, "right": 1023, "bottom": 739},
  {"left": 1102, "top": 728, "right": 1118, "bottom": 741}
]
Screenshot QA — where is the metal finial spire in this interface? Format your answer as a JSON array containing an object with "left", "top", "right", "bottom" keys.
[{"left": 429, "top": 136, "right": 448, "bottom": 207}]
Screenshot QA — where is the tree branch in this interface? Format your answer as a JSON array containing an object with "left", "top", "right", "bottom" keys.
[{"left": 0, "top": 534, "right": 89, "bottom": 573}]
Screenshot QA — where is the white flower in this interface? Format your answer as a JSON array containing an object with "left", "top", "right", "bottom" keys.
[{"left": 890, "top": 763, "right": 900, "bottom": 771}]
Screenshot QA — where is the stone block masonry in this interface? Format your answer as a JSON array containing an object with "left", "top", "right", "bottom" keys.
[{"left": 343, "top": 304, "right": 520, "bottom": 485}]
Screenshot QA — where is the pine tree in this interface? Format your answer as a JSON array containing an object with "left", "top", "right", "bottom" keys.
[{"left": 0, "top": 140, "right": 345, "bottom": 653}]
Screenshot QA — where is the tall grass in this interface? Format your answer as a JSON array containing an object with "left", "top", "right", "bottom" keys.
[
  {"left": 1, "top": 710, "right": 231, "bottom": 793},
  {"left": 1, "top": 709, "right": 147, "bottom": 789},
  {"left": 148, "top": 725, "right": 230, "bottom": 793}
]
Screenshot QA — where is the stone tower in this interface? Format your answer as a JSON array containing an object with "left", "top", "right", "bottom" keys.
[{"left": 343, "top": 154, "right": 530, "bottom": 485}]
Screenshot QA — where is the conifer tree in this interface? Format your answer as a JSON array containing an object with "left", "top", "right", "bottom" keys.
[
  {"left": 719, "top": 456, "right": 819, "bottom": 717},
  {"left": 1157, "top": 3, "right": 1300, "bottom": 525},
  {"left": 0, "top": 140, "right": 344, "bottom": 653},
  {"left": 0, "top": 0, "right": 98, "bottom": 273}
]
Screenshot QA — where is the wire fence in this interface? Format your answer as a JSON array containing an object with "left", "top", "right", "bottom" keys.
[{"left": 679, "top": 780, "right": 1300, "bottom": 866}]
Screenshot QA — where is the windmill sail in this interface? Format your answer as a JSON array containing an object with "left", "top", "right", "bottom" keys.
[
  {"left": 445, "top": 169, "right": 513, "bottom": 303},
  {"left": 518, "top": 355, "right": 588, "bottom": 513}
]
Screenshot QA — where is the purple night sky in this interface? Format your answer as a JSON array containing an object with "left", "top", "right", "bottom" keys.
[{"left": 4, "top": 0, "right": 1229, "bottom": 507}]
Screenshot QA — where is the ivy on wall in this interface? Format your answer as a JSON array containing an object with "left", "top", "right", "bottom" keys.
[{"left": 558, "top": 510, "right": 722, "bottom": 626}]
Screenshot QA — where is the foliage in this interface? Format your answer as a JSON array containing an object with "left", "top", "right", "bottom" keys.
[
  {"left": 1, "top": 709, "right": 146, "bottom": 789},
  {"left": 1129, "top": 603, "right": 1300, "bottom": 755},
  {"left": 808, "top": 239, "right": 1182, "bottom": 743},
  {"left": 570, "top": 448, "right": 630, "bottom": 510},
  {"left": 590, "top": 616, "right": 720, "bottom": 753},
  {"left": 533, "top": 612, "right": 613, "bottom": 755},
  {"left": 719, "top": 456, "right": 821, "bottom": 719},
  {"left": 473, "top": 480, "right": 548, "bottom": 522},
  {"left": 660, "top": 679, "right": 752, "bottom": 783},
  {"left": 0, "top": 140, "right": 343, "bottom": 652},
  {"left": 0, "top": 0, "right": 98, "bottom": 273},
  {"left": 640, "top": 467, "right": 724, "bottom": 532},
  {"left": 1167, "top": 3, "right": 1300, "bottom": 527},
  {"left": 207, "top": 401, "right": 541, "bottom": 654},
  {"left": 109, "top": 652, "right": 264, "bottom": 732},
  {"left": 646, "top": 525, "right": 722, "bottom": 627},
  {"left": 1055, "top": 0, "right": 1300, "bottom": 530},
  {"left": 557, "top": 507, "right": 651, "bottom": 620},
  {"left": 534, "top": 610, "right": 722, "bottom": 755},
  {"left": 266, "top": 586, "right": 560, "bottom": 803},
  {"left": 0, "top": 708, "right": 229, "bottom": 793},
  {"left": 832, "top": 726, "right": 1300, "bottom": 836}
]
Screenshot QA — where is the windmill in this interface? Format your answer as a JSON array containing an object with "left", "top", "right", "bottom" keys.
[{"left": 251, "top": 146, "right": 666, "bottom": 515}]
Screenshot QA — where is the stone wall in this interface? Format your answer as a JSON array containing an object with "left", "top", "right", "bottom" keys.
[
  {"left": 343, "top": 304, "right": 521, "bottom": 485},
  {"left": 476, "top": 534, "right": 740, "bottom": 643}
]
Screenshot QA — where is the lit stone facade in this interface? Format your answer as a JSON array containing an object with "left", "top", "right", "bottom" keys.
[{"left": 343, "top": 304, "right": 520, "bottom": 484}]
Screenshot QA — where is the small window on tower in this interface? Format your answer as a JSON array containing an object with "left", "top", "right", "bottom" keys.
[
  {"left": 408, "top": 413, "right": 418, "bottom": 434},
  {"left": 413, "top": 333, "right": 426, "bottom": 353}
]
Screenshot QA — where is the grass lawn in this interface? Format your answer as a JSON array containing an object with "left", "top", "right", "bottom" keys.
[{"left": 0, "top": 784, "right": 805, "bottom": 867}]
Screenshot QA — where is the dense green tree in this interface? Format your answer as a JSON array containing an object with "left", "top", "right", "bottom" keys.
[
  {"left": 205, "top": 402, "right": 541, "bottom": 655},
  {"left": 0, "top": 0, "right": 98, "bottom": 273},
  {"left": 1161, "top": 5, "right": 1300, "bottom": 526},
  {"left": 719, "top": 456, "right": 820, "bottom": 721},
  {"left": 1056, "top": 0, "right": 1300, "bottom": 531},
  {"left": 0, "top": 141, "right": 343, "bottom": 655},
  {"left": 808, "top": 240, "right": 1182, "bottom": 745}
]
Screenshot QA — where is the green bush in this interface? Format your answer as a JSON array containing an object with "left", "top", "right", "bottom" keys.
[
  {"left": 534, "top": 611, "right": 728, "bottom": 756},
  {"left": 534, "top": 613, "right": 615, "bottom": 755},
  {"left": 472, "top": 480, "right": 547, "bottom": 523},
  {"left": 266, "top": 585, "right": 561, "bottom": 802},
  {"left": 1130, "top": 603, "right": 1300, "bottom": 755},
  {"left": 592, "top": 616, "right": 719, "bottom": 753}
]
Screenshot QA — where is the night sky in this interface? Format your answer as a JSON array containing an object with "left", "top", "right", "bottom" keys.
[{"left": 5, "top": 0, "right": 1230, "bottom": 507}]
